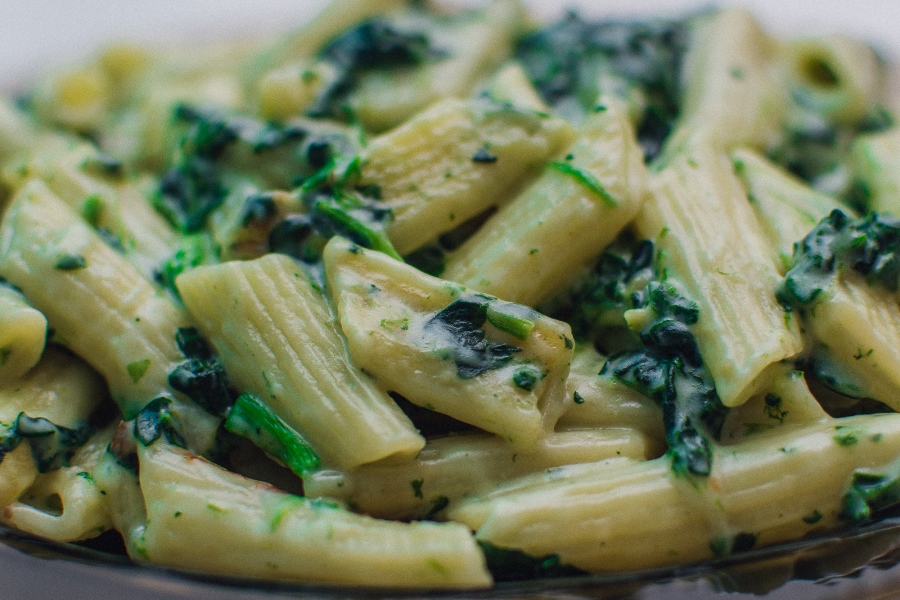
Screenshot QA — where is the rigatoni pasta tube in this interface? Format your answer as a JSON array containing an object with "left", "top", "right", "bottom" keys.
[
  {"left": 362, "top": 97, "right": 574, "bottom": 255},
  {"left": 176, "top": 253, "right": 424, "bottom": 468},
  {"left": 138, "top": 441, "right": 492, "bottom": 589},
  {"left": 0, "top": 180, "right": 193, "bottom": 419},
  {"left": 305, "top": 429, "right": 654, "bottom": 522},
  {"left": 668, "top": 7, "right": 783, "bottom": 152},
  {"left": 634, "top": 141, "right": 803, "bottom": 407},
  {"left": 324, "top": 237, "right": 573, "bottom": 448},
  {"left": 0, "top": 283, "right": 47, "bottom": 385},
  {"left": 449, "top": 413, "right": 900, "bottom": 574},
  {"left": 444, "top": 97, "right": 647, "bottom": 307}
]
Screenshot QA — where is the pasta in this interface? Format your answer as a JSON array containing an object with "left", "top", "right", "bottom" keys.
[{"left": 1, "top": 0, "right": 899, "bottom": 591}]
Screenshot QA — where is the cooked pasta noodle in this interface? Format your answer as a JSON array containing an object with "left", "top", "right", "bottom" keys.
[{"left": 0, "top": 0, "right": 898, "bottom": 590}]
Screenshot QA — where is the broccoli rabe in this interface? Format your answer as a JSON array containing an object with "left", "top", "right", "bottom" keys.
[
  {"left": 542, "top": 238, "right": 654, "bottom": 347},
  {"left": 268, "top": 154, "right": 401, "bottom": 268},
  {"left": 777, "top": 209, "right": 900, "bottom": 310},
  {"left": 550, "top": 236, "right": 726, "bottom": 476},
  {"left": 516, "top": 13, "right": 689, "bottom": 161},
  {"left": 155, "top": 104, "right": 356, "bottom": 233},
  {"left": 134, "top": 398, "right": 185, "bottom": 448},
  {"left": 224, "top": 392, "right": 321, "bottom": 478},
  {"left": 841, "top": 456, "right": 900, "bottom": 523},
  {"left": 154, "top": 233, "right": 218, "bottom": 300}
]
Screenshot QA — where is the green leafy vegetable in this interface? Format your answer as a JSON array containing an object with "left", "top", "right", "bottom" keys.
[
  {"left": 15, "top": 413, "right": 91, "bottom": 472},
  {"left": 55, "top": 254, "right": 87, "bottom": 271},
  {"left": 168, "top": 327, "right": 237, "bottom": 416},
  {"left": 134, "top": 398, "right": 185, "bottom": 447},
  {"left": 478, "top": 541, "right": 588, "bottom": 582},
  {"left": 516, "top": 13, "right": 689, "bottom": 161},
  {"left": 310, "top": 18, "right": 444, "bottom": 119},
  {"left": 841, "top": 457, "right": 900, "bottom": 524},
  {"left": 224, "top": 392, "right": 321, "bottom": 478},
  {"left": 778, "top": 210, "right": 900, "bottom": 310},
  {"left": 424, "top": 298, "right": 521, "bottom": 379}
]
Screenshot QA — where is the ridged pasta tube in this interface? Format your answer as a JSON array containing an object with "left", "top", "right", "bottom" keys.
[
  {"left": 731, "top": 148, "right": 845, "bottom": 271},
  {"left": 305, "top": 429, "right": 654, "bottom": 521},
  {"left": 668, "top": 8, "right": 784, "bottom": 153},
  {"left": 849, "top": 127, "right": 900, "bottom": 216},
  {"left": 0, "top": 180, "right": 193, "bottom": 419},
  {"left": 324, "top": 237, "right": 573, "bottom": 448},
  {"left": 176, "top": 253, "right": 425, "bottom": 469},
  {"left": 635, "top": 141, "right": 804, "bottom": 407},
  {"left": 782, "top": 34, "right": 883, "bottom": 124},
  {"left": 2, "top": 425, "right": 115, "bottom": 542},
  {"left": 0, "top": 347, "right": 106, "bottom": 509},
  {"left": 449, "top": 413, "right": 900, "bottom": 574},
  {"left": 362, "top": 97, "right": 574, "bottom": 255},
  {"left": 138, "top": 442, "right": 492, "bottom": 589},
  {"left": 443, "top": 97, "right": 648, "bottom": 307},
  {"left": 0, "top": 284, "right": 47, "bottom": 385}
]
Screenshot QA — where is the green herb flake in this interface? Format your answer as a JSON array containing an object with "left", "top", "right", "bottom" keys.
[
  {"left": 126, "top": 359, "right": 152, "bottom": 384},
  {"left": 55, "top": 254, "right": 87, "bottom": 271},
  {"left": 472, "top": 146, "right": 498, "bottom": 164},
  {"left": 834, "top": 425, "right": 861, "bottom": 447},
  {"left": 802, "top": 510, "right": 823, "bottom": 524},
  {"left": 573, "top": 391, "right": 585, "bottom": 404},
  {"left": 81, "top": 195, "right": 104, "bottom": 226},
  {"left": 549, "top": 161, "right": 617, "bottom": 207},
  {"left": 764, "top": 393, "right": 787, "bottom": 424},
  {"left": 411, "top": 479, "right": 424, "bottom": 499},
  {"left": 513, "top": 365, "right": 544, "bottom": 391}
]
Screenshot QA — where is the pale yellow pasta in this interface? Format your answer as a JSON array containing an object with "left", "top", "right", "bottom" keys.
[
  {"left": 731, "top": 148, "right": 844, "bottom": 271},
  {"left": 138, "top": 441, "right": 492, "bottom": 589},
  {"left": 635, "top": 140, "right": 803, "bottom": 407},
  {"left": 668, "top": 8, "right": 784, "bottom": 153},
  {"left": 176, "top": 253, "right": 425, "bottom": 468},
  {"left": 324, "top": 236, "right": 573, "bottom": 447},
  {"left": 444, "top": 97, "right": 648, "bottom": 306},
  {"left": 2, "top": 426, "right": 115, "bottom": 542},
  {"left": 0, "top": 347, "right": 106, "bottom": 508},
  {"left": 305, "top": 429, "right": 654, "bottom": 521},
  {"left": 0, "top": 283, "right": 47, "bottom": 385},
  {"left": 849, "top": 127, "right": 900, "bottom": 216},
  {"left": 782, "top": 35, "right": 884, "bottom": 124},
  {"left": 557, "top": 346, "right": 664, "bottom": 444},
  {"left": 0, "top": 180, "right": 193, "bottom": 420},
  {"left": 362, "top": 97, "right": 574, "bottom": 255},
  {"left": 450, "top": 412, "right": 900, "bottom": 573}
]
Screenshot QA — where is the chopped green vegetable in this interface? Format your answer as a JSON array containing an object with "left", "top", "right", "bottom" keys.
[
  {"left": 516, "top": 13, "right": 689, "bottom": 161},
  {"left": 15, "top": 413, "right": 91, "bottom": 472},
  {"left": 485, "top": 302, "right": 537, "bottom": 340},
  {"left": 310, "top": 17, "right": 445, "bottom": 119},
  {"left": 472, "top": 147, "right": 498, "bottom": 164},
  {"left": 169, "top": 328, "right": 236, "bottom": 416},
  {"left": 55, "top": 254, "right": 87, "bottom": 271},
  {"left": 841, "top": 457, "right": 900, "bottom": 524},
  {"left": 478, "top": 541, "right": 588, "bottom": 582},
  {"left": 134, "top": 398, "right": 185, "bottom": 448},
  {"left": 126, "top": 359, "right": 152, "bottom": 384},
  {"left": 512, "top": 365, "right": 543, "bottom": 391},
  {"left": 423, "top": 298, "right": 521, "bottom": 379},
  {"left": 548, "top": 161, "right": 617, "bottom": 207},
  {"left": 778, "top": 210, "right": 900, "bottom": 310},
  {"left": 224, "top": 393, "right": 321, "bottom": 478}
]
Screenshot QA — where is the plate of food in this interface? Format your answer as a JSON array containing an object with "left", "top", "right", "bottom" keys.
[{"left": 2, "top": 0, "right": 900, "bottom": 598}]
